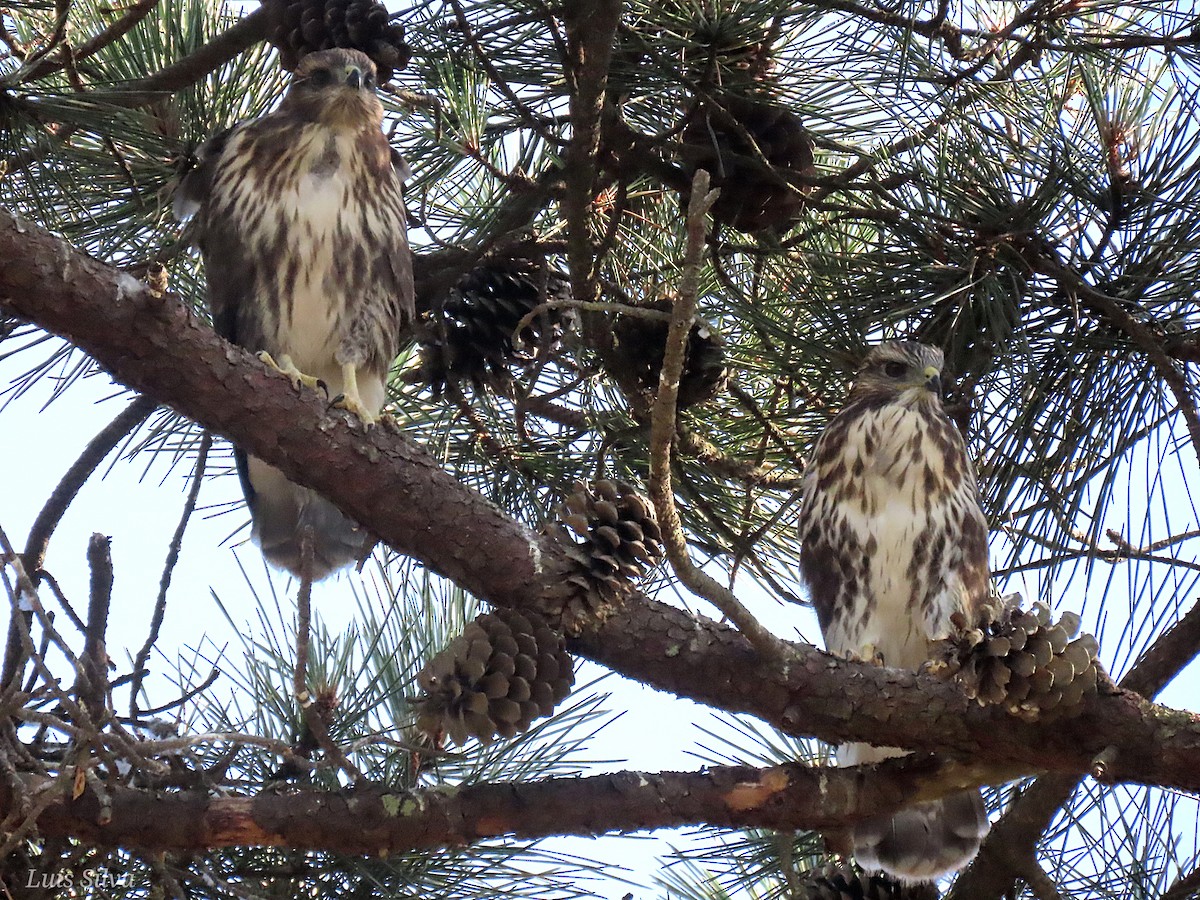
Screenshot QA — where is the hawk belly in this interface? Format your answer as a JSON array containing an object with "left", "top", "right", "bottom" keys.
[
  {"left": 801, "top": 393, "right": 989, "bottom": 883},
  {"left": 219, "top": 129, "right": 392, "bottom": 578}
]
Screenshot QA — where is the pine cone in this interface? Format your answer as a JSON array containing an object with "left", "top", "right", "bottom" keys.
[
  {"left": 406, "top": 259, "right": 572, "bottom": 396},
  {"left": 793, "top": 863, "right": 940, "bottom": 900},
  {"left": 933, "top": 597, "right": 1101, "bottom": 722},
  {"left": 263, "top": 0, "right": 411, "bottom": 82},
  {"left": 610, "top": 303, "right": 728, "bottom": 410},
  {"left": 680, "top": 93, "right": 814, "bottom": 233},
  {"left": 542, "top": 480, "right": 665, "bottom": 634},
  {"left": 414, "top": 608, "right": 574, "bottom": 747}
]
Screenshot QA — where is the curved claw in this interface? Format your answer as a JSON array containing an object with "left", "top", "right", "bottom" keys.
[{"left": 258, "top": 351, "right": 324, "bottom": 394}]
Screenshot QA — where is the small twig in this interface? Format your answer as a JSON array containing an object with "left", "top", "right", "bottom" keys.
[
  {"left": 293, "top": 531, "right": 314, "bottom": 717},
  {"left": 130, "top": 432, "right": 210, "bottom": 716},
  {"left": 77, "top": 534, "right": 113, "bottom": 723},
  {"left": 647, "top": 170, "right": 790, "bottom": 665},
  {"left": 292, "top": 533, "right": 361, "bottom": 782},
  {"left": 22, "top": 0, "right": 160, "bottom": 81},
  {"left": 125, "top": 666, "right": 219, "bottom": 719},
  {"left": 512, "top": 299, "right": 672, "bottom": 349}
]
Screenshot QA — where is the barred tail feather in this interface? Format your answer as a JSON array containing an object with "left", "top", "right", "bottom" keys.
[
  {"left": 852, "top": 788, "right": 988, "bottom": 883},
  {"left": 241, "top": 455, "right": 367, "bottom": 580}
]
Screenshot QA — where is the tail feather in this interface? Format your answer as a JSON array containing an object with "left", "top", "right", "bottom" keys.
[
  {"left": 852, "top": 789, "right": 988, "bottom": 883},
  {"left": 240, "top": 454, "right": 367, "bottom": 580}
]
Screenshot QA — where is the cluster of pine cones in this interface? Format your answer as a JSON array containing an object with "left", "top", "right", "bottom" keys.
[{"left": 413, "top": 479, "right": 662, "bottom": 744}]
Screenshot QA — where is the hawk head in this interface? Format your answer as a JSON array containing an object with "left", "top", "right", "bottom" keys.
[
  {"left": 849, "top": 340, "right": 945, "bottom": 405},
  {"left": 280, "top": 48, "right": 384, "bottom": 129}
]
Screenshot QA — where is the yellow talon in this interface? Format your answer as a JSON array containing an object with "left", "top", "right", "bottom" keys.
[
  {"left": 332, "top": 364, "right": 378, "bottom": 425},
  {"left": 258, "top": 351, "right": 323, "bottom": 394}
]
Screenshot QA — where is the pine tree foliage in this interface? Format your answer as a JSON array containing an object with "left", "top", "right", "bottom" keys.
[{"left": 3, "top": 0, "right": 1200, "bottom": 896}]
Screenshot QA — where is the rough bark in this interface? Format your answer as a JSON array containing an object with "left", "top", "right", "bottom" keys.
[
  {"left": 2, "top": 756, "right": 984, "bottom": 853},
  {"left": 3, "top": 206, "right": 1200, "bottom": 852}
]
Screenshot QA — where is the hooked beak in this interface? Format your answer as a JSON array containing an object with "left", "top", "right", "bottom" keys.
[
  {"left": 344, "top": 65, "right": 363, "bottom": 90},
  {"left": 923, "top": 365, "right": 942, "bottom": 395}
]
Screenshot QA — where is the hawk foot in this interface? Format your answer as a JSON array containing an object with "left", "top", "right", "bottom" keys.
[
  {"left": 330, "top": 392, "right": 378, "bottom": 425},
  {"left": 331, "top": 363, "right": 380, "bottom": 426},
  {"left": 258, "top": 352, "right": 324, "bottom": 394},
  {"left": 848, "top": 643, "right": 886, "bottom": 667}
]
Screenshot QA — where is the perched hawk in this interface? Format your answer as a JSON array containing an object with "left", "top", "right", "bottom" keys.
[
  {"left": 796, "top": 341, "right": 990, "bottom": 882},
  {"left": 175, "top": 48, "right": 414, "bottom": 579}
]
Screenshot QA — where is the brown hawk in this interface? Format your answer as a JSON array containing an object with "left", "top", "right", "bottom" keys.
[
  {"left": 175, "top": 48, "right": 414, "bottom": 579},
  {"left": 796, "top": 341, "right": 990, "bottom": 882}
]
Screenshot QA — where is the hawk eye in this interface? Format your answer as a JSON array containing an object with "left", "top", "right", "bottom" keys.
[
  {"left": 364, "top": 73, "right": 376, "bottom": 90},
  {"left": 883, "top": 361, "right": 908, "bottom": 378},
  {"left": 308, "top": 68, "right": 333, "bottom": 88}
]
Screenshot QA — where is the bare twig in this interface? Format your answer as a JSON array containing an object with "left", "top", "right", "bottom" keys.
[
  {"left": 78, "top": 533, "right": 112, "bottom": 723},
  {"left": 22, "top": 0, "right": 161, "bottom": 80},
  {"left": 648, "top": 170, "right": 790, "bottom": 665},
  {"left": 130, "top": 432, "right": 210, "bottom": 716}
]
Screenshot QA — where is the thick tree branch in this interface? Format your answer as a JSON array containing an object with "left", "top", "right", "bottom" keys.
[
  {"left": 3, "top": 206, "right": 1200, "bottom": 832},
  {"left": 0, "top": 755, "right": 1009, "bottom": 853}
]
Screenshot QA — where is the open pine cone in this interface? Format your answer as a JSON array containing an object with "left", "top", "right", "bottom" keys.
[
  {"left": 793, "top": 863, "right": 940, "bottom": 900},
  {"left": 680, "top": 92, "right": 814, "bottom": 233},
  {"left": 542, "top": 479, "right": 665, "bottom": 634},
  {"left": 932, "top": 596, "right": 1101, "bottom": 722},
  {"left": 263, "top": 0, "right": 411, "bottom": 82},
  {"left": 406, "top": 258, "right": 572, "bottom": 396},
  {"left": 414, "top": 608, "right": 574, "bottom": 747}
]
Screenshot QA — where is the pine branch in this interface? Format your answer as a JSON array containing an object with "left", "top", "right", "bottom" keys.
[{"left": 0, "top": 755, "right": 1032, "bottom": 854}]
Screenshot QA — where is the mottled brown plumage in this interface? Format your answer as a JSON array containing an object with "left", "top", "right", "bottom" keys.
[
  {"left": 175, "top": 48, "right": 414, "bottom": 579},
  {"left": 796, "top": 341, "right": 990, "bottom": 883}
]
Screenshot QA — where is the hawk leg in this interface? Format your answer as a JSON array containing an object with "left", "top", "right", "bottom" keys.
[
  {"left": 332, "top": 363, "right": 379, "bottom": 425},
  {"left": 258, "top": 352, "right": 325, "bottom": 395}
]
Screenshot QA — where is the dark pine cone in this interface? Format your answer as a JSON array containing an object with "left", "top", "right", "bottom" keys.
[
  {"left": 406, "top": 259, "right": 572, "bottom": 396},
  {"left": 414, "top": 608, "right": 574, "bottom": 747},
  {"left": 542, "top": 479, "right": 665, "bottom": 634},
  {"left": 610, "top": 302, "right": 728, "bottom": 411},
  {"left": 932, "top": 595, "right": 1102, "bottom": 722},
  {"left": 263, "top": 0, "right": 411, "bottom": 82},
  {"left": 793, "top": 863, "right": 940, "bottom": 900},
  {"left": 680, "top": 93, "right": 815, "bottom": 233}
]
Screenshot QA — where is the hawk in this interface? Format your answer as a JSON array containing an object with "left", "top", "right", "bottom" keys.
[
  {"left": 796, "top": 341, "right": 990, "bottom": 882},
  {"left": 175, "top": 48, "right": 414, "bottom": 579}
]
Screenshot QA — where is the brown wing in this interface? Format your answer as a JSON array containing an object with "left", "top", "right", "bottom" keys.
[{"left": 173, "top": 121, "right": 274, "bottom": 353}]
